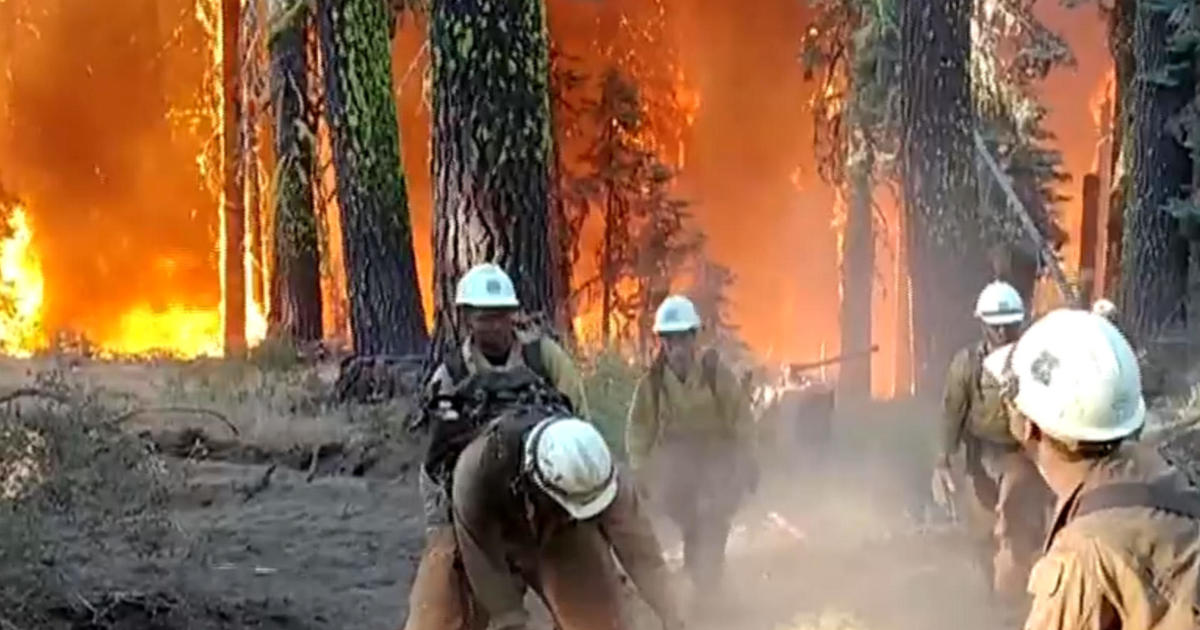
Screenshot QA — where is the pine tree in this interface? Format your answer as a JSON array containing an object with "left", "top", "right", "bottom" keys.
[
  {"left": 567, "top": 69, "right": 701, "bottom": 352},
  {"left": 1120, "top": 0, "right": 1196, "bottom": 341},
  {"left": 268, "top": 0, "right": 322, "bottom": 342},
  {"left": 429, "top": 0, "right": 558, "bottom": 359},
  {"left": 316, "top": 0, "right": 428, "bottom": 355}
]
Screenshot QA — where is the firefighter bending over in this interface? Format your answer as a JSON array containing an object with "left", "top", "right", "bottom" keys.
[
  {"left": 626, "top": 295, "right": 758, "bottom": 604},
  {"left": 453, "top": 414, "right": 683, "bottom": 630}
]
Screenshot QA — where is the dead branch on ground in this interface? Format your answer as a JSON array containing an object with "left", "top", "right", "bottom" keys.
[
  {"left": 0, "top": 388, "right": 70, "bottom": 406},
  {"left": 108, "top": 406, "right": 240, "bottom": 437}
]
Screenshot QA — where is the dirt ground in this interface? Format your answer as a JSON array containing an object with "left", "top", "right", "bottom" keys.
[{"left": 0, "top": 357, "right": 1019, "bottom": 630}]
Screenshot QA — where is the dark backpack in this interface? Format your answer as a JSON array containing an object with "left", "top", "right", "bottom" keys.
[
  {"left": 649, "top": 348, "right": 725, "bottom": 428},
  {"left": 422, "top": 341, "right": 568, "bottom": 486},
  {"left": 443, "top": 338, "right": 549, "bottom": 386}
]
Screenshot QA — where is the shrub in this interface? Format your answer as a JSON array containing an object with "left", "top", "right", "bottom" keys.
[
  {"left": 0, "top": 370, "right": 175, "bottom": 621},
  {"left": 582, "top": 347, "right": 642, "bottom": 460}
]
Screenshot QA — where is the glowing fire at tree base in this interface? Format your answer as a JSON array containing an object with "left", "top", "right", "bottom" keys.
[{"left": 0, "top": 203, "right": 265, "bottom": 359}]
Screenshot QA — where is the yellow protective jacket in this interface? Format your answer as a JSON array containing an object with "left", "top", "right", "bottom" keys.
[
  {"left": 625, "top": 350, "right": 755, "bottom": 474},
  {"left": 1024, "top": 444, "right": 1200, "bottom": 630},
  {"left": 941, "top": 341, "right": 1017, "bottom": 461}
]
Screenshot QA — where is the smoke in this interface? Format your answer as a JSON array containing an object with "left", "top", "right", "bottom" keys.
[{"left": 0, "top": 0, "right": 217, "bottom": 342}]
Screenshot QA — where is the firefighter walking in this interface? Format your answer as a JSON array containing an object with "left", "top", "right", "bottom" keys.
[
  {"left": 931, "top": 281, "right": 1053, "bottom": 597},
  {"left": 626, "top": 295, "right": 758, "bottom": 606},
  {"left": 999, "top": 309, "right": 1200, "bottom": 630}
]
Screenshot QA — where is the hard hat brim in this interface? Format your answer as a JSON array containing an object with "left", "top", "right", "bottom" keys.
[
  {"left": 456, "top": 296, "right": 520, "bottom": 308},
  {"left": 1019, "top": 395, "right": 1146, "bottom": 444},
  {"left": 978, "top": 312, "right": 1024, "bottom": 325},
  {"left": 653, "top": 323, "right": 700, "bottom": 334},
  {"left": 535, "top": 473, "right": 618, "bottom": 520}
]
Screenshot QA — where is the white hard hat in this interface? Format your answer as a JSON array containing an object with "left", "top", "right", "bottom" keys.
[
  {"left": 524, "top": 417, "right": 617, "bottom": 520},
  {"left": 1092, "top": 298, "right": 1118, "bottom": 320},
  {"left": 455, "top": 263, "right": 519, "bottom": 308},
  {"left": 975, "top": 281, "right": 1025, "bottom": 325},
  {"left": 653, "top": 295, "right": 701, "bottom": 333},
  {"left": 1010, "top": 308, "right": 1145, "bottom": 443}
]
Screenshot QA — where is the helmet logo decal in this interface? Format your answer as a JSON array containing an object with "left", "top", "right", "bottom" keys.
[
  {"left": 485, "top": 278, "right": 502, "bottom": 294},
  {"left": 1031, "top": 351, "right": 1059, "bottom": 387},
  {"left": 664, "top": 307, "right": 678, "bottom": 322}
]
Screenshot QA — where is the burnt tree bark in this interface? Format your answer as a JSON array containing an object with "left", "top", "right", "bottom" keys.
[
  {"left": 839, "top": 126, "right": 874, "bottom": 399},
  {"left": 223, "top": 0, "right": 247, "bottom": 355},
  {"left": 1104, "top": 0, "right": 1136, "bottom": 300},
  {"left": 268, "top": 2, "right": 322, "bottom": 342},
  {"left": 900, "top": 0, "right": 985, "bottom": 396},
  {"left": 1079, "top": 174, "right": 1101, "bottom": 304},
  {"left": 1119, "top": 2, "right": 1193, "bottom": 342},
  {"left": 430, "top": 0, "right": 558, "bottom": 356},
  {"left": 317, "top": 0, "right": 428, "bottom": 355}
]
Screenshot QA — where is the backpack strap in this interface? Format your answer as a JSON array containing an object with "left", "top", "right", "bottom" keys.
[
  {"left": 521, "top": 339, "right": 550, "bottom": 383},
  {"left": 443, "top": 345, "right": 469, "bottom": 385},
  {"left": 1048, "top": 478, "right": 1200, "bottom": 546},
  {"left": 700, "top": 348, "right": 726, "bottom": 423},
  {"left": 649, "top": 353, "right": 666, "bottom": 426},
  {"left": 1076, "top": 481, "right": 1200, "bottom": 521}
]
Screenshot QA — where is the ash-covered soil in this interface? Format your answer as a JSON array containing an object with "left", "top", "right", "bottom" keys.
[{"left": 1, "top": 359, "right": 1017, "bottom": 630}]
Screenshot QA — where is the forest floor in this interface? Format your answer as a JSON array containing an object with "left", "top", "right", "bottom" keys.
[{"left": 0, "top": 357, "right": 1046, "bottom": 630}]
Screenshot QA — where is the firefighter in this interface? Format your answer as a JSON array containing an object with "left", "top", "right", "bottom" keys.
[
  {"left": 1000, "top": 309, "right": 1200, "bottom": 630},
  {"left": 1091, "top": 298, "right": 1118, "bottom": 323},
  {"left": 626, "top": 295, "right": 757, "bottom": 603},
  {"left": 453, "top": 414, "right": 684, "bottom": 630},
  {"left": 931, "top": 280, "right": 1053, "bottom": 597},
  {"left": 404, "top": 263, "right": 588, "bottom": 630}
]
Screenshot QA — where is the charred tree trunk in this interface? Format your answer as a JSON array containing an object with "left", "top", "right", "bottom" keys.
[
  {"left": 317, "top": 0, "right": 428, "bottom": 355},
  {"left": 1079, "top": 174, "right": 1101, "bottom": 304},
  {"left": 268, "top": 3, "right": 323, "bottom": 343},
  {"left": 430, "top": 0, "right": 557, "bottom": 357},
  {"left": 244, "top": 0, "right": 267, "bottom": 316},
  {"left": 839, "top": 128, "right": 874, "bottom": 399},
  {"left": 1104, "top": 0, "right": 1136, "bottom": 300},
  {"left": 223, "top": 0, "right": 247, "bottom": 355},
  {"left": 601, "top": 179, "right": 616, "bottom": 345},
  {"left": 1119, "top": 2, "right": 1193, "bottom": 342},
  {"left": 900, "top": 0, "right": 984, "bottom": 396}
]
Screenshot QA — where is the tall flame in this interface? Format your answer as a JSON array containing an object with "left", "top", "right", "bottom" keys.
[{"left": 0, "top": 205, "right": 44, "bottom": 357}]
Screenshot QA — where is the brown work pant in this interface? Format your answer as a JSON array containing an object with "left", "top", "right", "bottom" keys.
[
  {"left": 402, "top": 527, "right": 485, "bottom": 630},
  {"left": 404, "top": 525, "right": 631, "bottom": 630},
  {"left": 523, "top": 523, "right": 631, "bottom": 630},
  {"left": 653, "top": 439, "right": 743, "bottom": 595},
  {"left": 961, "top": 447, "right": 1052, "bottom": 597}
]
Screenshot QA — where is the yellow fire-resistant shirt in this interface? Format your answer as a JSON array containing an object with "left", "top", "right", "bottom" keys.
[
  {"left": 1024, "top": 444, "right": 1200, "bottom": 630},
  {"left": 624, "top": 351, "right": 755, "bottom": 474}
]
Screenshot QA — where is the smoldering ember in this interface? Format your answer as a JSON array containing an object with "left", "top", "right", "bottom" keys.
[{"left": 0, "top": 1, "right": 1198, "bottom": 629}]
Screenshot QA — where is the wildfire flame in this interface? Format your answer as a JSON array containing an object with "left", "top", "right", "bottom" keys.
[
  {"left": 0, "top": 200, "right": 265, "bottom": 358},
  {"left": 0, "top": 205, "right": 44, "bottom": 357}
]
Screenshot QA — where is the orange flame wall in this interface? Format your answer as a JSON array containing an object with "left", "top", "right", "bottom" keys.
[
  {"left": 0, "top": 0, "right": 1106, "bottom": 375},
  {"left": 1033, "top": 2, "right": 1111, "bottom": 287},
  {"left": 0, "top": 1, "right": 219, "bottom": 349},
  {"left": 391, "top": 0, "right": 841, "bottom": 367}
]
